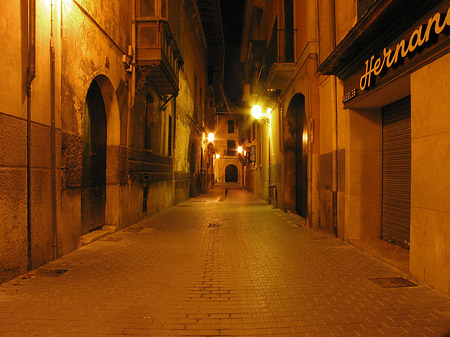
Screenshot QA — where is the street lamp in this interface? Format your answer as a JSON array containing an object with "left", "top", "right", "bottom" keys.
[
  {"left": 251, "top": 104, "right": 270, "bottom": 124},
  {"left": 208, "top": 133, "right": 215, "bottom": 143}
]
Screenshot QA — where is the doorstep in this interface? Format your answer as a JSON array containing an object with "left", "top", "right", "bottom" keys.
[
  {"left": 349, "top": 238, "right": 410, "bottom": 274},
  {"left": 80, "top": 225, "right": 117, "bottom": 246}
]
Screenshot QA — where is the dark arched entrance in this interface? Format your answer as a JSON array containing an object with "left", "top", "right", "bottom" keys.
[
  {"left": 225, "top": 164, "right": 238, "bottom": 182},
  {"left": 81, "top": 80, "right": 107, "bottom": 234},
  {"left": 285, "top": 94, "right": 307, "bottom": 218}
]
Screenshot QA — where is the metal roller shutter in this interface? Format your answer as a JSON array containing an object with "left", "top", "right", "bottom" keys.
[{"left": 382, "top": 97, "right": 411, "bottom": 249}]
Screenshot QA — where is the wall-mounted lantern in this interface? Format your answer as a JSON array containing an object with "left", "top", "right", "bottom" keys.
[{"left": 251, "top": 104, "right": 271, "bottom": 124}]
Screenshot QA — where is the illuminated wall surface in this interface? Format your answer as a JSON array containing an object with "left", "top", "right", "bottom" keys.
[
  {"left": 0, "top": 0, "right": 220, "bottom": 283},
  {"left": 241, "top": 0, "right": 450, "bottom": 296},
  {"left": 2, "top": 0, "right": 450, "bottom": 297}
]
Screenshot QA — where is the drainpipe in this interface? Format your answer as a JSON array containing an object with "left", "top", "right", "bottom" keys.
[
  {"left": 26, "top": 0, "right": 36, "bottom": 270},
  {"left": 50, "top": 0, "right": 58, "bottom": 259},
  {"left": 331, "top": 0, "right": 339, "bottom": 237}
]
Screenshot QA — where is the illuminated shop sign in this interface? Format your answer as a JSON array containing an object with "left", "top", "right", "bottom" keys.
[{"left": 360, "top": 4, "right": 450, "bottom": 91}]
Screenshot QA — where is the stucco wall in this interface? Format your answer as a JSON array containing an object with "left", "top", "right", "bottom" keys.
[
  {"left": 60, "top": 0, "right": 130, "bottom": 253},
  {"left": 0, "top": 0, "right": 64, "bottom": 279},
  {"left": 410, "top": 52, "right": 450, "bottom": 295}
]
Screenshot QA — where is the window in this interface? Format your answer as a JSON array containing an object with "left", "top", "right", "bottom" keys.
[
  {"left": 228, "top": 120, "right": 235, "bottom": 133},
  {"left": 284, "top": 0, "right": 294, "bottom": 62},
  {"left": 227, "top": 140, "right": 236, "bottom": 156}
]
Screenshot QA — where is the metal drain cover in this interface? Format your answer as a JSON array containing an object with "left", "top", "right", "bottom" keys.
[
  {"left": 36, "top": 268, "right": 68, "bottom": 277},
  {"left": 101, "top": 236, "right": 123, "bottom": 242},
  {"left": 369, "top": 277, "right": 418, "bottom": 288}
]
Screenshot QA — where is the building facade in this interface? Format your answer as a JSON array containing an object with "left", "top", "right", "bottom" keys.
[
  {"left": 241, "top": 0, "right": 320, "bottom": 222},
  {"left": 242, "top": 0, "right": 450, "bottom": 295},
  {"left": 319, "top": 0, "right": 450, "bottom": 295},
  {"left": 212, "top": 112, "right": 244, "bottom": 185},
  {"left": 0, "top": 0, "right": 223, "bottom": 283}
]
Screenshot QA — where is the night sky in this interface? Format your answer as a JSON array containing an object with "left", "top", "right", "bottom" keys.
[{"left": 220, "top": 0, "right": 245, "bottom": 107}]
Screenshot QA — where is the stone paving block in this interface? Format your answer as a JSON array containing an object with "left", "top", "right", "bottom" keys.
[{"left": 0, "top": 187, "right": 450, "bottom": 336}]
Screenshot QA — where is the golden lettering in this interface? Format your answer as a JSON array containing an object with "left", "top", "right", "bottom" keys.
[
  {"left": 446, "top": 6, "right": 450, "bottom": 25},
  {"left": 384, "top": 48, "right": 396, "bottom": 68},
  {"left": 360, "top": 5, "right": 450, "bottom": 91},
  {"left": 433, "top": 12, "right": 446, "bottom": 34},
  {"left": 399, "top": 40, "right": 408, "bottom": 58},
  {"left": 373, "top": 55, "right": 385, "bottom": 76},
  {"left": 408, "top": 26, "right": 425, "bottom": 53}
]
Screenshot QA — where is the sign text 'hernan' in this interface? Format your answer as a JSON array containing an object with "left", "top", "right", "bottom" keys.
[{"left": 360, "top": 5, "right": 450, "bottom": 91}]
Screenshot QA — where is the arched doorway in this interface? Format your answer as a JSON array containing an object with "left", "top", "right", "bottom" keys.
[
  {"left": 81, "top": 81, "right": 107, "bottom": 234},
  {"left": 284, "top": 94, "right": 307, "bottom": 218},
  {"left": 225, "top": 164, "right": 238, "bottom": 182}
]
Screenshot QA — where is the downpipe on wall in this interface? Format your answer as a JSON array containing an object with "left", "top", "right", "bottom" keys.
[
  {"left": 331, "top": 76, "right": 338, "bottom": 237},
  {"left": 331, "top": 0, "right": 338, "bottom": 237},
  {"left": 50, "top": 0, "right": 58, "bottom": 259},
  {"left": 26, "top": 0, "right": 36, "bottom": 270}
]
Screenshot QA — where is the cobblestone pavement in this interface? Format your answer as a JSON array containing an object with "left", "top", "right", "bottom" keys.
[{"left": 1, "top": 187, "right": 450, "bottom": 337}]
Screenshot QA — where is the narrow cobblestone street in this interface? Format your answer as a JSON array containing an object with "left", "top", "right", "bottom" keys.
[{"left": 1, "top": 186, "right": 450, "bottom": 337}]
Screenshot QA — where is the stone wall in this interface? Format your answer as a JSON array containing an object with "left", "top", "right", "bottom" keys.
[{"left": 410, "top": 52, "right": 450, "bottom": 295}]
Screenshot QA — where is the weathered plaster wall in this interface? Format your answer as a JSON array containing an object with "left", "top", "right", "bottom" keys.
[
  {"left": 0, "top": 0, "right": 64, "bottom": 279},
  {"left": 174, "top": 2, "right": 208, "bottom": 202},
  {"left": 0, "top": 1, "right": 28, "bottom": 282},
  {"left": 318, "top": 0, "right": 356, "bottom": 64},
  {"left": 60, "top": 0, "right": 130, "bottom": 252},
  {"left": 335, "top": 0, "right": 357, "bottom": 45},
  {"left": 280, "top": 56, "right": 319, "bottom": 225},
  {"left": 410, "top": 52, "right": 450, "bottom": 295}
]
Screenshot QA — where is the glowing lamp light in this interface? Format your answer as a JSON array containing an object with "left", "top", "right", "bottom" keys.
[
  {"left": 237, "top": 146, "right": 243, "bottom": 154},
  {"left": 251, "top": 105, "right": 264, "bottom": 119},
  {"left": 208, "top": 133, "right": 215, "bottom": 143},
  {"left": 215, "top": 153, "right": 220, "bottom": 159}
]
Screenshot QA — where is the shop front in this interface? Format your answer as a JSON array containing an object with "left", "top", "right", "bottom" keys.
[{"left": 321, "top": 0, "right": 450, "bottom": 294}]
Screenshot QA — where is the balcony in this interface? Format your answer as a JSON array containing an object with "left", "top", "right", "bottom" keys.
[
  {"left": 136, "top": 0, "right": 183, "bottom": 96},
  {"left": 264, "top": 29, "right": 296, "bottom": 91}
]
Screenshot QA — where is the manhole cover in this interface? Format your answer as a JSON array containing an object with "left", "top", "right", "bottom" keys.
[
  {"left": 369, "top": 277, "right": 418, "bottom": 288},
  {"left": 35, "top": 268, "right": 68, "bottom": 277},
  {"left": 101, "top": 236, "right": 123, "bottom": 242},
  {"left": 124, "top": 227, "right": 144, "bottom": 233},
  {"left": 208, "top": 223, "right": 222, "bottom": 228}
]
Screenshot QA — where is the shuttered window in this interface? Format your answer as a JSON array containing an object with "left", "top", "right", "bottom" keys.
[{"left": 381, "top": 96, "right": 411, "bottom": 249}]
